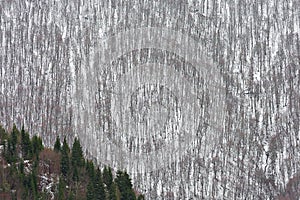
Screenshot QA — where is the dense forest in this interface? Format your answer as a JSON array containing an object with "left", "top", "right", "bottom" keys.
[
  {"left": 1, "top": 0, "right": 300, "bottom": 199},
  {"left": 0, "top": 124, "right": 144, "bottom": 200}
]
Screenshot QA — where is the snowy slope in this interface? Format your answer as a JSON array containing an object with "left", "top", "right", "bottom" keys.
[{"left": 1, "top": 0, "right": 300, "bottom": 199}]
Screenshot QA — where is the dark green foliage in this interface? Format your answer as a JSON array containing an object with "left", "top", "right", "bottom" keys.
[
  {"left": 54, "top": 136, "right": 61, "bottom": 152},
  {"left": 0, "top": 125, "right": 143, "bottom": 199},
  {"left": 137, "top": 194, "right": 145, "bottom": 200},
  {"left": 86, "top": 180, "right": 95, "bottom": 200},
  {"left": 103, "top": 166, "right": 118, "bottom": 200},
  {"left": 21, "top": 126, "right": 32, "bottom": 160},
  {"left": 71, "top": 137, "right": 84, "bottom": 167},
  {"left": 86, "top": 160, "right": 95, "bottom": 179},
  {"left": 103, "top": 166, "right": 113, "bottom": 187},
  {"left": 31, "top": 135, "right": 43, "bottom": 159},
  {"left": 4, "top": 125, "right": 20, "bottom": 163},
  {"left": 72, "top": 164, "right": 79, "bottom": 182},
  {"left": 58, "top": 177, "right": 66, "bottom": 200},
  {"left": 115, "top": 170, "right": 136, "bottom": 200},
  {"left": 60, "top": 137, "right": 70, "bottom": 178},
  {"left": 22, "top": 170, "right": 38, "bottom": 200},
  {"left": 5, "top": 137, "right": 16, "bottom": 163},
  {"left": 7, "top": 124, "right": 19, "bottom": 163},
  {"left": 0, "top": 124, "right": 8, "bottom": 144},
  {"left": 11, "top": 124, "right": 19, "bottom": 148},
  {"left": 94, "top": 168, "right": 106, "bottom": 200},
  {"left": 71, "top": 137, "right": 84, "bottom": 181},
  {"left": 68, "top": 191, "right": 75, "bottom": 200},
  {"left": 108, "top": 182, "right": 118, "bottom": 200}
]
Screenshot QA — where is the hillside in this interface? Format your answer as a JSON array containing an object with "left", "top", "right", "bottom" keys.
[
  {"left": 0, "top": 124, "right": 144, "bottom": 200},
  {"left": 0, "top": 0, "right": 300, "bottom": 199}
]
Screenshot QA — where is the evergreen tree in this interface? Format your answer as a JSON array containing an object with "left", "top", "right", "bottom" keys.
[
  {"left": 94, "top": 168, "right": 106, "bottom": 200},
  {"left": 137, "top": 194, "right": 145, "bottom": 200},
  {"left": 60, "top": 137, "right": 70, "bottom": 178},
  {"left": 103, "top": 166, "right": 117, "bottom": 200},
  {"left": 54, "top": 136, "right": 61, "bottom": 152},
  {"left": 72, "top": 165, "right": 79, "bottom": 182},
  {"left": 68, "top": 192, "right": 75, "bottom": 200},
  {"left": 0, "top": 124, "right": 8, "bottom": 144},
  {"left": 11, "top": 124, "right": 19, "bottom": 153},
  {"left": 71, "top": 137, "right": 84, "bottom": 167},
  {"left": 5, "top": 137, "right": 14, "bottom": 163},
  {"left": 21, "top": 126, "right": 32, "bottom": 160},
  {"left": 11, "top": 124, "right": 19, "bottom": 146},
  {"left": 108, "top": 182, "right": 118, "bottom": 200},
  {"left": 71, "top": 137, "right": 84, "bottom": 182},
  {"left": 86, "top": 180, "right": 95, "bottom": 200},
  {"left": 32, "top": 135, "right": 43, "bottom": 159},
  {"left": 86, "top": 160, "right": 95, "bottom": 179},
  {"left": 103, "top": 166, "right": 113, "bottom": 187},
  {"left": 58, "top": 177, "right": 66, "bottom": 200},
  {"left": 115, "top": 170, "right": 136, "bottom": 200}
]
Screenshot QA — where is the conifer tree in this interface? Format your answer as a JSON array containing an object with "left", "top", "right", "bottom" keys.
[
  {"left": 103, "top": 166, "right": 113, "bottom": 187},
  {"left": 54, "top": 136, "right": 61, "bottom": 152},
  {"left": 21, "top": 126, "right": 32, "bottom": 159},
  {"left": 61, "top": 137, "right": 70, "bottom": 178},
  {"left": 86, "top": 180, "right": 95, "bottom": 200},
  {"left": 32, "top": 135, "right": 43, "bottom": 159},
  {"left": 115, "top": 170, "right": 136, "bottom": 200},
  {"left": 94, "top": 168, "right": 105, "bottom": 200},
  {"left": 71, "top": 137, "right": 84, "bottom": 167}
]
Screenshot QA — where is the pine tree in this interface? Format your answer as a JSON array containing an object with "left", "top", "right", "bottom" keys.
[{"left": 54, "top": 136, "right": 61, "bottom": 152}]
